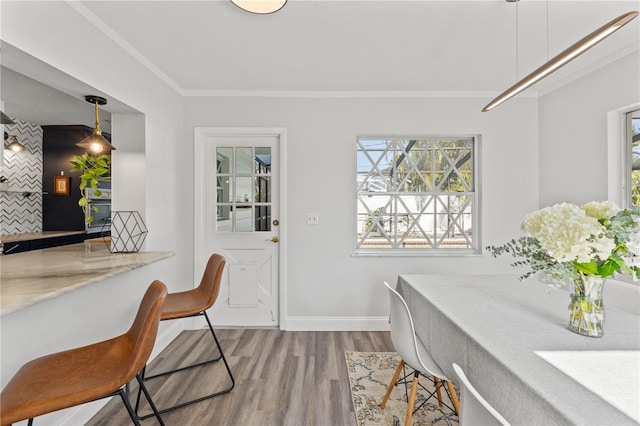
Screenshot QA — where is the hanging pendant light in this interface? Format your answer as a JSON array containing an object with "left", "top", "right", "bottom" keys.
[
  {"left": 4, "top": 134, "right": 25, "bottom": 152},
  {"left": 483, "top": 9, "right": 639, "bottom": 112},
  {"left": 231, "top": 0, "right": 287, "bottom": 14},
  {"left": 76, "top": 95, "right": 116, "bottom": 154}
]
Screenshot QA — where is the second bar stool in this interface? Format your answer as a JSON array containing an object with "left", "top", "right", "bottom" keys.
[{"left": 136, "top": 253, "right": 235, "bottom": 418}]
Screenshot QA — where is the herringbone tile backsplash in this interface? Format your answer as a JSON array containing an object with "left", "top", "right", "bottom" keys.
[{"left": 1, "top": 118, "right": 43, "bottom": 234}]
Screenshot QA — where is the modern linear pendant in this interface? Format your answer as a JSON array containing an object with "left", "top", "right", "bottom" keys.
[{"left": 483, "top": 10, "right": 639, "bottom": 112}]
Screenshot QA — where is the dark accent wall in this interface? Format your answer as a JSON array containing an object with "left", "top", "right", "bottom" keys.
[{"left": 42, "top": 125, "right": 110, "bottom": 231}]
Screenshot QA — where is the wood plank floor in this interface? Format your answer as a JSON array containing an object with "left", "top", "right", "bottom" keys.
[{"left": 86, "top": 329, "right": 394, "bottom": 426}]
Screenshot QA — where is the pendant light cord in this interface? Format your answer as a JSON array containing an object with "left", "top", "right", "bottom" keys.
[
  {"left": 515, "top": 0, "right": 520, "bottom": 81},
  {"left": 546, "top": 0, "right": 550, "bottom": 61}
]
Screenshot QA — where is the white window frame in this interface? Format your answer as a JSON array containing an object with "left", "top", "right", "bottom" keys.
[
  {"left": 355, "top": 135, "right": 481, "bottom": 257},
  {"left": 626, "top": 109, "right": 640, "bottom": 208},
  {"left": 608, "top": 103, "right": 640, "bottom": 208}
]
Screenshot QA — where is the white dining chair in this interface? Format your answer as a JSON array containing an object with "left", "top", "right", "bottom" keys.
[
  {"left": 603, "top": 279, "right": 640, "bottom": 315},
  {"left": 380, "top": 281, "right": 459, "bottom": 426},
  {"left": 452, "top": 363, "right": 510, "bottom": 426}
]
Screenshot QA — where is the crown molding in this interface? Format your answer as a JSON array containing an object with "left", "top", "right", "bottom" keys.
[
  {"left": 65, "top": 1, "right": 184, "bottom": 95},
  {"left": 182, "top": 89, "right": 540, "bottom": 99},
  {"left": 539, "top": 41, "right": 640, "bottom": 97}
]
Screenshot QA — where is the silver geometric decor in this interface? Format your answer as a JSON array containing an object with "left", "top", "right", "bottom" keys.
[{"left": 108, "top": 211, "right": 148, "bottom": 253}]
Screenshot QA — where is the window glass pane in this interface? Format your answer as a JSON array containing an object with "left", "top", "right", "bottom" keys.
[
  {"left": 255, "top": 147, "right": 271, "bottom": 174},
  {"left": 631, "top": 112, "right": 640, "bottom": 207},
  {"left": 434, "top": 195, "right": 473, "bottom": 248},
  {"left": 356, "top": 136, "right": 478, "bottom": 253},
  {"left": 357, "top": 195, "right": 392, "bottom": 246},
  {"left": 255, "top": 177, "right": 271, "bottom": 203},
  {"left": 236, "top": 147, "right": 253, "bottom": 174},
  {"left": 235, "top": 177, "right": 253, "bottom": 202},
  {"left": 255, "top": 205, "right": 271, "bottom": 231},
  {"left": 235, "top": 206, "right": 252, "bottom": 232}
]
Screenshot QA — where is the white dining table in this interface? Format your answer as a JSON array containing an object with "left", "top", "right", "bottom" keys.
[{"left": 396, "top": 274, "right": 640, "bottom": 425}]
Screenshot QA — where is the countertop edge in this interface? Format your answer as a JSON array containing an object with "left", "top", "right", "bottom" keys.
[{"left": 1, "top": 249, "right": 174, "bottom": 316}]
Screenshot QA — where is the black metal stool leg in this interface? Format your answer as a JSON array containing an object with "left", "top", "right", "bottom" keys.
[
  {"left": 203, "top": 311, "right": 235, "bottom": 393},
  {"left": 134, "top": 365, "right": 146, "bottom": 416},
  {"left": 143, "top": 313, "right": 222, "bottom": 382},
  {"left": 137, "top": 311, "right": 235, "bottom": 419},
  {"left": 119, "top": 388, "right": 142, "bottom": 426},
  {"left": 135, "top": 373, "right": 165, "bottom": 426}
]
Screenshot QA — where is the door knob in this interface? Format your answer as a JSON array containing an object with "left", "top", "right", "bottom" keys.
[{"left": 270, "top": 236, "right": 280, "bottom": 243}]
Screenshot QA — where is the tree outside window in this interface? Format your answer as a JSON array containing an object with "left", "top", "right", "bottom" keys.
[{"left": 356, "top": 137, "right": 479, "bottom": 254}]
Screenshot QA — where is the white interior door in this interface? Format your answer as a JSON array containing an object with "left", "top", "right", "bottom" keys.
[{"left": 195, "top": 129, "right": 282, "bottom": 327}]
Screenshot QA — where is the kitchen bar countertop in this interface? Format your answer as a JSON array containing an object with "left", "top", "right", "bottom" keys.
[
  {"left": 0, "top": 242, "right": 173, "bottom": 316},
  {"left": 1, "top": 230, "right": 87, "bottom": 243}
]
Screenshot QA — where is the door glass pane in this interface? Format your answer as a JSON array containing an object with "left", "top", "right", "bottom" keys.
[
  {"left": 255, "top": 205, "right": 271, "bottom": 231},
  {"left": 235, "top": 206, "right": 252, "bottom": 232},
  {"left": 236, "top": 147, "right": 253, "bottom": 174},
  {"left": 217, "top": 147, "right": 233, "bottom": 173},
  {"left": 215, "top": 142, "right": 274, "bottom": 233},
  {"left": 217, "top": 177, "right": 232, "bottom": 203},
  {"left": 255, "top": 147, "right": 271, "bottom": 174},
  {"left": 255, "top": 177, "right": 271, "bottom": 203},
  {"left": 235, "top": 177, "right": 253, "bottom": 202},
  {"left": 217, "top": 206, "right": 232, "bottom": 231}
]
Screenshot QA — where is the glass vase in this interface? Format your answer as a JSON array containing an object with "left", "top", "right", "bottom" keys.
[{"left": 568, "top": 275, "right": 605, "bottom": 337}]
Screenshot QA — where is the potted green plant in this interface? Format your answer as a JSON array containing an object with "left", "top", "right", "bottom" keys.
[{"left": 69, "top": 153, "right": 111, "bottom": 224}]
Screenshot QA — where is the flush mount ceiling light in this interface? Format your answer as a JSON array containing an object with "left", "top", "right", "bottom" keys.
[
  {"left": 231, "top": 0, "right": 287, "bottom": 14},
  {"left": 483, "top": 7, "right": 639, "bottom": 112},
  {"left": 76, "top": 95, "right": 116, "bottom": 154}
]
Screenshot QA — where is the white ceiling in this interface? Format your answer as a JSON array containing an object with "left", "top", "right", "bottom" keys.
[
  {"left": 1, "top": 0, "right": 639, "bottom": 129},
  {"left": 75, "top": 0, "right": 640, "bottom": 94}
]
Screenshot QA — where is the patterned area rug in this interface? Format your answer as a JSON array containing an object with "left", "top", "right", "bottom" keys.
[{"left": 345, "top": 351, "right": 458, "bottom": 426}]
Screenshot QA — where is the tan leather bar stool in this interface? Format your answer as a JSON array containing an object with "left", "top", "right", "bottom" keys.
[
  {"left": 0, "top": 280, "right": 168, "bottom": 426},
  {"left": 136, "top": 253, "right": 235, "bottom": 418}
]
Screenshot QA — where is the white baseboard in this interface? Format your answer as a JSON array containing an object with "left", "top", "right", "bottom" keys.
[
  {"left": 284, "top": 316, "right": 390, "bottom": 331},
  {"left": 54, "top": 320, "right": 185, "bottom": 425},
  {"left": 192, "top": 316, "right": 390, "bottom": 331}
]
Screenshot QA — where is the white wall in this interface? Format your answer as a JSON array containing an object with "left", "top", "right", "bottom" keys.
[
  {"left": 1, "top": 2, "right": 186, "bottom": 423},
  {"left": 539, "top": 50, "right": 640, "bottom": 207},
  {"left": 184, "top": 95, "right": 539, "bottom": 327},
  {"left": 111, "top": 113, "right": 146, "bottom": 221}
]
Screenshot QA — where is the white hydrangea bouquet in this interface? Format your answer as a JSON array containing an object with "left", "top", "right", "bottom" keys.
[{"left": 487, "top": 201, "right": 640, "bottom": 337}]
